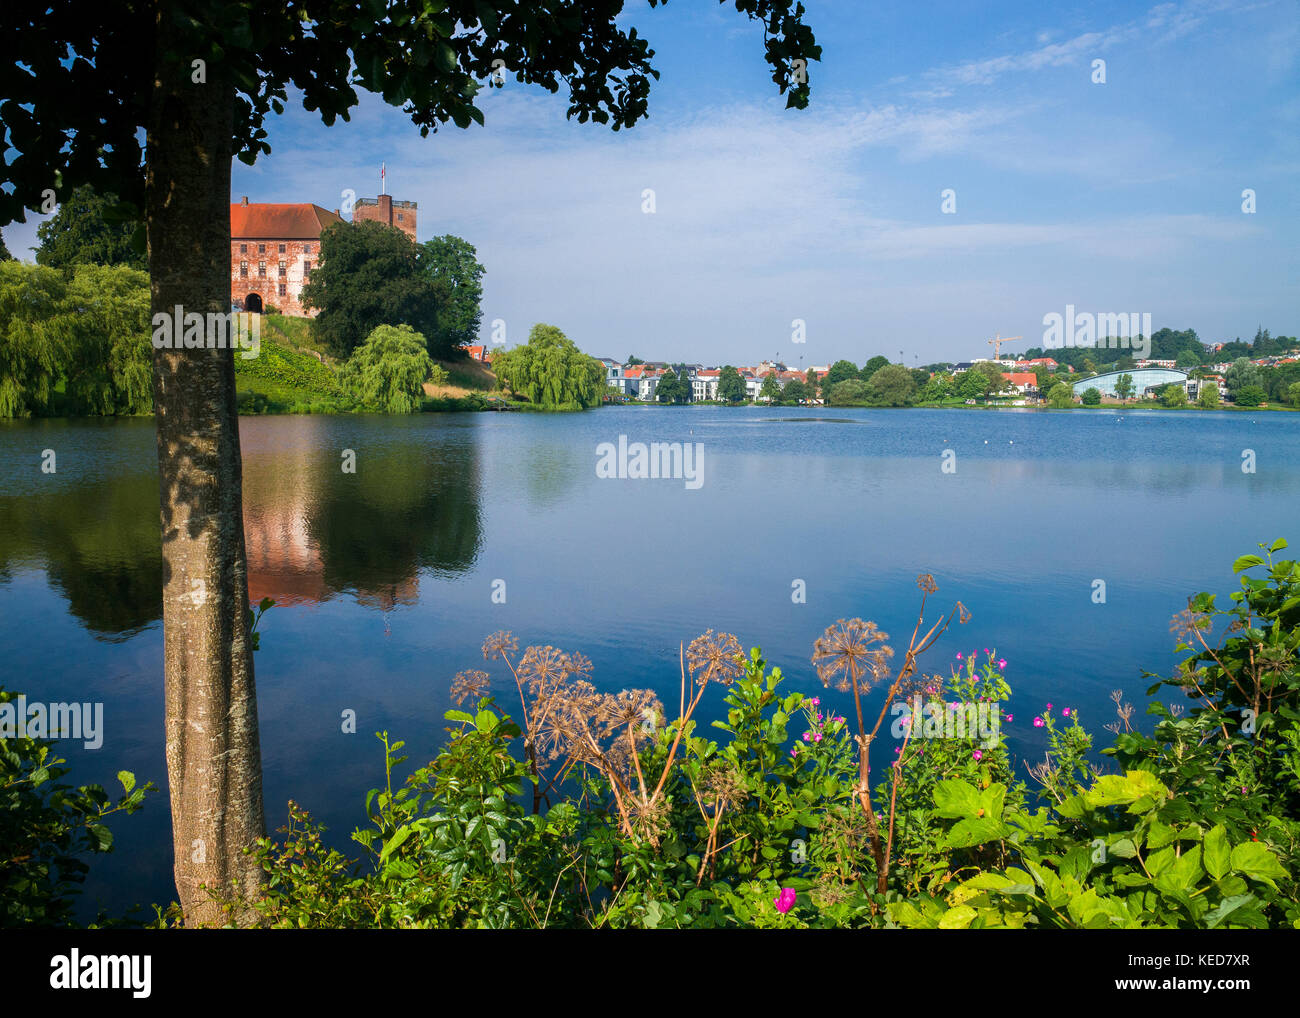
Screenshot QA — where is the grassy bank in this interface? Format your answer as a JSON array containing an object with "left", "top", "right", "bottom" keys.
[{"left": 235, "top": 314, "right": 500, "bottom": 414}]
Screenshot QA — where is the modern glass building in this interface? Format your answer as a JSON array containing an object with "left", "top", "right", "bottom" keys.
[{"left": 1071, "top": 367, "right": 1188, "bottom": 397}]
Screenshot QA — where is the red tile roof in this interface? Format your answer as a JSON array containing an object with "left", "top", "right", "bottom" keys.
[
  {"left": 1001, "top": 372, "right": 1039, "bottom": 386},
  {"left": 231, "top": 203, "right": 344, "bottom": 239}
]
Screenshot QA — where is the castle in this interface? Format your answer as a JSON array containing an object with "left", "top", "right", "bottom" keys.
[{"left": 230, "top": 193, "right": 418, "bottom": 317}]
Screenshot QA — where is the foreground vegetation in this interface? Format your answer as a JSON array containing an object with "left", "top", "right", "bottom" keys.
[{"left": 7, "top": 542, "right": 1296, "bottom": 928}]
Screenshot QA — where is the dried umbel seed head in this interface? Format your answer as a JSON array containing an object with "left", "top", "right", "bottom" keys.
[
  {"left": 518, "top": 645, "right": 571, "bottom": 693},
  {"left": 451, "top": 669, "right": 490, "bottom": 706},
  {"left": 482, "top": 630, "right": 518, "bottom": 661},
  {"left": 1170, "top": 608, "right": 1211, "bottom": 641},
  {"left": 703, "top": 764, "right": 745, "bottom": 808},
  {"left": 916, "top": 573, "right": 938, "bottom": 594},
  {"left": 956, "top": 601, "right": 972, "bottom": 625},
  {"left": 687, "top": 630, "right": 745, "bottom": 687},
  {"left": 811, "top": 618, "right": 892, "bottom": 693},
  {"left": 597, "top": 688, "right": 664, "bottom": 733}
]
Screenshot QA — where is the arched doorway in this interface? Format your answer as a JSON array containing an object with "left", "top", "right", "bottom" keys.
[{"left": 245, "top": 292, "right": 263, "bottom": 313}]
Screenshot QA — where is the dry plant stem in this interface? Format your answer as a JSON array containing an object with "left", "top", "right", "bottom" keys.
[
  {"left": 498, "top": 649, "right": 548, "bottom": 813},
  {"left": 852, "top": 593, "right": 962, "bottom": 896}
]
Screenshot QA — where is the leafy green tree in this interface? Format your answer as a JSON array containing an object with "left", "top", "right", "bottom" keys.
[
  {"left": 625, "top": 355, "right": 644, "bottom": 366},
  {"left": 491, "top": 323, "right": 605, "bottom": 410},
  {"left": 860, "top": 355, "right": 889, "bottom": 380},
  {"left": 1046, "top": 382, "right": 1074, "bottom": 408},
  {"left": 1081, "top": 387, "right": 1101, "bottom": 406},
  {"left": 0, "top": 0, "right": 819, "bottom": 927},
  {"left": 1288, "top": 381, "right": 1300, "bottom": 407},
  {"left": 920, "top": 372, "right": 954, "bottom": 402},
  {"left": 820, "top": 359, "right": 860, "bottom": 393},
  {"left": 968, "top": 360, "right": 1009, "bottom": 395},
  {"left": 718, "top": 365, "right": 747, "bottom": 403},
  {"left": 0, "top": 230, "right": 12, "bottom": 261},
  {"left": 804, "top": 369, "right": 819, "bottom": 399},
  {"left": 827, "top": 378, "right": 869, "bottom": 405},
  {"left": 64, "top": 263, "right": 153, "bottom": 415},
  {"left": 1233, "top": 384, "right": 1266, "bottom": 407},
  {"left": 958, "top": 371, "right": 990, "bottom": 400},
  {"left": 1225, "top": 357, "right": 1263, "bottom": 397},
  {"left": 420, "top": 235, "right": 485, "bottom": 357},
  {"left": 656, "top": 368, "right": 691, "bottom": 404},
  {"left": 1175, "top": 349, "right": 1201, "bottom": 369},
  {"left": 758, "top": 372, "right": 782, "bottom": 402},
  {"left": 1198, "top": 382, "right": 1221, "bottom": 409},
  {"left": 1114, "top": 373, "right": 1134, "bottom": 400},
  {"left": 0, "top": 262, "right": 75, "bottom": 417},
  {"left": 782, "top": 378, "right": 808, "bottom": 403},
  {"left": 339, "top": 323, "right": 434, "bottom": 414},
  {"left": 35, "top": 185, "right": 146, "bottom": 272},
  {"left": 1162, "top": 384, "right": 1188, "bottom": 408},
  {"left": 864, "top": 363, "right": 915, "bottom": 406},
  {"left": 303, "top": 221, "right": 435, "bottom": 359}
]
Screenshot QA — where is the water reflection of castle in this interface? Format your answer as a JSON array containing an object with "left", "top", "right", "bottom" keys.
[{"left": 238, "top": 417, "right": 481, "bottom": 609}]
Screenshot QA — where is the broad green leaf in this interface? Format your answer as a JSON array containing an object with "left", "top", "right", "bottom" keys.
[
  {"left": 938, "top": 904, "right": 977, "bottom": 929},
  {"left": 1230, "top": 842, "right": 1288, "bottom": 890},
  {"left": 933, "top": 779, "right": 982, "bottom": 818},
  {"left": 1203, "top": 825, "right": 1230, "bottom": 881}
]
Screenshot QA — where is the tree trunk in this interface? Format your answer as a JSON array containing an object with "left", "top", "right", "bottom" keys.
[{"left": 147, "top": 21, "right": 265, "bottom": 926}]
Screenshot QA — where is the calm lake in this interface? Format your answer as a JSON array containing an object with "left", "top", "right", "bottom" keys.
[{"left": 2, "top": 406, "right": 1297, "bottom": 918}]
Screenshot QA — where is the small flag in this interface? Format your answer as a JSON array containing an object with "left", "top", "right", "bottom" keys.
[{"left": 381, "top": 162, "right": 386, "bottom": 194}]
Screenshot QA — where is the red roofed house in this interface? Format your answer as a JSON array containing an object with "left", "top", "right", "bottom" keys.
[
  {"left": 1001, "top": 372, "right": 1040, "bottom": 394},
  {"left": 231, "top": 197, "right": 344, "bottom": 316}
]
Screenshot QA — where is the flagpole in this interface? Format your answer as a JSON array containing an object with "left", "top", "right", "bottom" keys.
[{"left": 381, "top": 162, "right": 385, "bottom": 196}]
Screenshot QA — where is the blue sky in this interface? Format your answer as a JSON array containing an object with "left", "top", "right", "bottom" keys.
[{"left": 8, "top": 0, "right": 1298, "bottom": 364}]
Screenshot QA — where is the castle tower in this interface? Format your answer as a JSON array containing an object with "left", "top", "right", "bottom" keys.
[{"left": 352, "top": 193, "right": 418, "bottom": 241}]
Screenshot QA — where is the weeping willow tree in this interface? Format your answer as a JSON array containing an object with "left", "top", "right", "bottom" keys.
[
  {"left": 0, "top": 261, "right": 151, "bottom": 417},
  {"left": 491, "top": 323, "right": 605, "bottom": 410},
  {"left": 340, "top": 323, "right": 438, "bottom": 414}
]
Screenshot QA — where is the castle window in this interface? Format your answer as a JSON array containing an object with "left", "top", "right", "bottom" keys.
[
  {"left": 258, "top": 244, "right": 265, "bottom": 253},
  {"left": 397, "top": 213, "right": 403, "bottom": 222},
  {"left": 239, "top": 243, "right": 247, "bottom": 254},
  {"left": 239, "top": 261, "right": 248, "bottom": 278},
  {"left": 258, "top": 260, "right": 266, "bottom": 277},
  {"left": 278, "top": 260, "right": 286, "bottom": 277},
  {"left": 278, "top": 244, "right": 286, "bottom": 253},
  {"left": 277, "top": 283, "right": 287, "bottom": 297},
  {"left": 303, "top": 261, "right": 311, "bottom": 273}
]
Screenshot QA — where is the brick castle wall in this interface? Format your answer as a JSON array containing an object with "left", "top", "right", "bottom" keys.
[{"left": 230, "top": 237, "right": 321, "bottom": 317}]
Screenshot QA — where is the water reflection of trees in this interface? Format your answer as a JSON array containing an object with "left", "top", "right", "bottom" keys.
[
  {"left": 0, "top": 419, "right": 484, "bottom": 635},
  {"left": 0, "top": 467, "right": 162, "bottom": 639},
  {"left": 308, "top": 436, "right": 483, "bottom": 604}
]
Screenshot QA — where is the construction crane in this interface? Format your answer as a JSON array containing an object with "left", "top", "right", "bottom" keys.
[{"left": 987, "top": 333, "right": 1022, "bottom": 362}]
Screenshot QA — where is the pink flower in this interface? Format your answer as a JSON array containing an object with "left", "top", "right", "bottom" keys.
[
  {"left": 813, "top": 733, "right": 823, "bottom": 742},
  {"left": 998, "top": 658, "right": 1006, "bottom": 669},
  {"left": 802, "top": 732, "right": 810, "bottom": 742},
  {"left": 956, "top": 652, "right": 963, "bottom": 660},
  {"left": 894, "top": 746, "right": 901, "bottom": 754},
  {"left": 837, "top": 716, "right": 845, "bottom": 724},
  {"left": 790, "top": 747, "right": 798, "bottom": 757},
  {"left": 972, "top": 749, "right": 983, "bottom": 761},
  {"left": 1004, "top": 714, "right": 1013, "bottom": 723},
  {"left": 1033, "top": 717, "right": 1044, "bottom": 728},
  {"left": 774, "top": 888, "right": 796, "bottom": 914},
  {"left": 983, "top": 648, "right": 989, "bottom": 654},
  {"left": 810, "top": 697, "right": 820, "bottom": 707},
  {"left": 1046, "top": 702, "right": 1052, "bottom": 710},
  {"left": 1062, "top": 708, "right": 1071, "bottom": 717}
]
